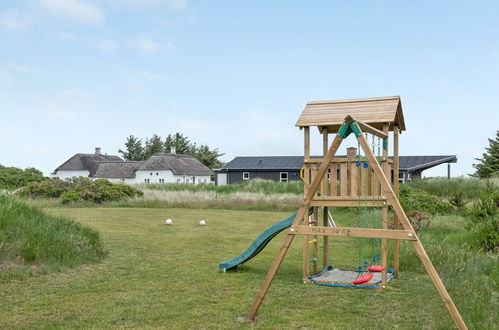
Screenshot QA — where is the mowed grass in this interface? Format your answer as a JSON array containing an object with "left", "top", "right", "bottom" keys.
[{"left": 0, "top": 207, "right": 495, "bottom": 328}]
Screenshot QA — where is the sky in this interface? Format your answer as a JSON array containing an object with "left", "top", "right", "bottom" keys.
[{"left": 1, "top": 0, "right": 498, "bottom": 177}]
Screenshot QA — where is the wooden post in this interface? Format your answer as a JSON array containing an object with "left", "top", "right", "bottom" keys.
[
  {"left": 247, "top": 134, "right": 344, "bottom": 321},
  {"left": 393, "top": 125, "right": 400, "bottom": 277},
  {"left": 303, "top": 127, "right": 310, "bottom": 281},
  {"left": 322, "top": 129, "right": 329, "bottom": 268},
  {"left": 356, "top": 129, "right": 467, "bottom": 330},
  {"left": 380, "top": 124, "right": 389, "bottom": 286}
]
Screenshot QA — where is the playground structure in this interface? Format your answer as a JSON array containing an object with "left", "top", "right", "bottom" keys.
[{"left": 219, "top": 96, "right": 466, "bottom": 329}]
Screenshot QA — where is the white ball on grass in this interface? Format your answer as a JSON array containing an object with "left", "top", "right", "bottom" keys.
[
  {"left": 165, "top": 219, "right": 173, "bottom": 225},
  {"left": 199, "top": 220, "right": 206, "bottom": 226}
]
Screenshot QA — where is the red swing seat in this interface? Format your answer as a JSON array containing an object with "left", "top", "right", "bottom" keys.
[
  {"left": 352, "top": 273, "right": 374, "bottom": 285},
  {"left": 368, "top": 265, "right": 386, "bottom": 272}
]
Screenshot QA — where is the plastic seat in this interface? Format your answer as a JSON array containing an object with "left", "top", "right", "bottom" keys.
[
  {"left": 368, "top": 265, "right": 386, "bottom": 272},
  {"left": 352, "top": 273, "right": 374, "bottom": 285}
]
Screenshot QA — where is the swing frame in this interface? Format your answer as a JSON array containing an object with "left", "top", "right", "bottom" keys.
[{"left": 246, "top": 97, "right": 467, "bottom": 329}]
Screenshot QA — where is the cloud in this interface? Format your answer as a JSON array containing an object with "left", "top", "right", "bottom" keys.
[
  {"left": 128, "top": 36, "right": 174, "bottom": 54},
  {"left": 97, "top": 39, "right": 118, "bottom": 51},
  {"left": 136, "top": 69, "right": 161, "bottom": 80},
  {"left": 0, "top": 9, "right": 37, "bottom": 31},
  {"left": 57, "top": 31, "right": 80, "bottom": 40},
  {"left": 5, "top": 62, "right": 32, "bottom": 74},
  {"left": 37, "top": 0, "right": 104, "bottom": 24},
  {"left": 108, "top": 0, "right": 189, "bottom": 11}
]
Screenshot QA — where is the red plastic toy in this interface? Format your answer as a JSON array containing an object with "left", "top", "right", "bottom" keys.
[
  {"left": 352, "top": 273, "right": 374, "bottom": 285},
  {"left": 368, "top": 265, "right": 386, "bottom": 272}
]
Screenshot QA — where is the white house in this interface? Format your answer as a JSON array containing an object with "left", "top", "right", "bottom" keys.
[{"left": 52, "top": 148, "right": 212, "bottom": 184}]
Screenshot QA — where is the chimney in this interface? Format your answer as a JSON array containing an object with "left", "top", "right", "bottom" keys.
[
  {"left": 95, "top": 147, "right": 102, "bottom": 155},
  {"left": 346, "top": 147, "right": 357, "bottom": 157},
  {"left": 170, "top": 146, "right": 176, "bottom": 154}
]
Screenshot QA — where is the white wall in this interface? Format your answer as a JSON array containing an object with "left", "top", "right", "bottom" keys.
[
  {"left": 51, "top": 170, "right": 89, "bottom": 181},
  {"left": 104, "top": 178, "right": 136, "bottom": 184},
  {"left": 135, "top": 170, "right": 175, "bottom": 184},
  {"left": 135, "top": 170, "right": 210, "bottom": 184}
]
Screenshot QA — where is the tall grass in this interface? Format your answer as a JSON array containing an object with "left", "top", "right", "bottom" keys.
[
  {"left": 397, "top": 215, "right": 498, "bottom": 328},
  {"left": 106, "top": 189, "right": 303, "bottom": 212},
  {"left": 407, "top": 177, "right": 490, "bottom": 207},
  {"left": 0, "top": 195, "right": 105, "bottom": 280},
  {"left": 135, "top": 178, "right": 304, "bottom": 195}
]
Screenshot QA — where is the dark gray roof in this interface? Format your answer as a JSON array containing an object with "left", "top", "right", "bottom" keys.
[
  {"left": 398, "top": 155, "right": 457, "bottom": 171},
  {"left": 53, "top": 153, "right": 123, "bottom": 175},
  {"left": 220, "top": 155, "right": 457, "bottom": 172},
  {"left": 92, "top": 161, "right": 143, "bottom": 178},
  {"left": 138, "top": 153, "right": 212, "bottom": 176},
  {"left": 221, "top": 156, "right": 305, "bottom": 170}
]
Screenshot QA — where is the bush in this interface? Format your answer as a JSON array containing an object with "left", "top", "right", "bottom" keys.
[
  {"left": 18, "top": 177, "right": 144, "bottom": 204},
  {"left": 0, "top": 165, "right": 46, "bottom": 190},
  {"left": 407, "top": 210, "right": 431, "bottom": 233},
  {"left": 17, "top": 179, "right": 69, "bottom": 198},
  {"left": 399, "top": 185, "right": 453, "bottom": 215},
  {"left": 60, "top": 178, "right": 143, "bottom": 204},
  {"left": 467, "top": 181, "right": 499, "bottom": 252},
  {"left": 408, "top": 177, "right": 486, "bottom": 209},
  {"left": 0, "top": 195, "right": 105, "bottom": 278}
]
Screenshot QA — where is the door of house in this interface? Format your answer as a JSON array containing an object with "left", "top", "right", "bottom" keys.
[{"left": 217, "top": 173, "right": 227, "bottom": 186}]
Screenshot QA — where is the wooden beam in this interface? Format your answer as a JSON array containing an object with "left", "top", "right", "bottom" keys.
[
  {"left": 289, "top": 225, "right": 417, "bottom": 240},
  {"left": 305, "top": 157, "right": 393, "bottom": 164},
  {"left": 393, "top": 125, "right": 400, "bottom": 277},
  {"left": 345, "top": 115, "right": 388, "bottom": 139},
  {"left": 322, "top": 129, "right": 329, "bottom": 268},
  {"left": 247, "top": 134, "right": 344, "bottom": 321},
  {"left": 355, "top": 126, "right": 467, "bottom": 330},
  {"left": 381, "top": 123, "right": 389, "bottom": 286}
]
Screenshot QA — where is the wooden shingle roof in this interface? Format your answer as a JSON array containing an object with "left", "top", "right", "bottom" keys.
[{"left": 295, "top": 96, "right": 405, "bottom": 132}]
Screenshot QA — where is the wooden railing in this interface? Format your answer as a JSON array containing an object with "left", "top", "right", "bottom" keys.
[{"left": 303, "top": 157, "right": 392, "bottom": 206}]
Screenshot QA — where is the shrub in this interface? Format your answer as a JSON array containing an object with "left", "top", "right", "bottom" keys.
[
  {"left": 0, "top": 165, "right": 47, "bottom": 190},
  {"left": 399, "top": 185, "right": 453, "bottom": 215},
  {"left": 17, "top": 179, "right": 69, "bottom": 198},
  {"left": 466, "top": 180, "right": 499, "bottom": 252},
  {"left": 407, "top": 210, "right": 431, "bottom": 233},
  {"left": 408, "top": 177, "right": 491, "bottom": 209},
  {"left": 0, "top": 195, "right": 105, "bottom": 278},
  {"left": 60, "top": 178, "right": 143, "bottom": 204}
]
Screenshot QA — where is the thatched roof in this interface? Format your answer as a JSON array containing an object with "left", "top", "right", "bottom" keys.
[
  {"left": 139, "top": 153, "right": 212, "bottom": 176},
  {"left": 93, "top": 161, "right": 143, "bottom": 178},
  {"left": 53, "top": 153, "right": 123, "bottom": 175}
]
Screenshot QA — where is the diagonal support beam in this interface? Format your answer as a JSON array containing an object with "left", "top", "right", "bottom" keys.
[
  {"left": 247, "top": 134, "right": 344, "bottom": 321},
  {"left": 353, "top": 121, "right": 467, "bottom": 330}
]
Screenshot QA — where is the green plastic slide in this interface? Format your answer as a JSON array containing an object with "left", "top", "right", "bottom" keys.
[{"left": 219, "top": 210, "right": 311, "bottom": 272}]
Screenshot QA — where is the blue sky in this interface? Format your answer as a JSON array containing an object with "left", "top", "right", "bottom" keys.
[{"left": 1, "top": 0, "right": 498, "bottom": 177}]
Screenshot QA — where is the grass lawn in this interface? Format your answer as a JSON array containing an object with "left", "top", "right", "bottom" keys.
[{"left": 0, "top": 207, "right": 495, "bottom": 328}]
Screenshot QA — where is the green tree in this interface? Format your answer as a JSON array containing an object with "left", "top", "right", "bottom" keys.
[
  {"left": 118, "top": 135, "right": 145, "bottom": 161},
  {"left": 193, "top": 144, "right": 224, "bottom": 169},
  {"left": 144, "top": 134, "right": 164, "bottom": 159},
  {"left": 472, "top": 131, "right": 499, "bottom": 178},
  {"left": 164, "top": 133, "right": 192, "bottom": 154}
]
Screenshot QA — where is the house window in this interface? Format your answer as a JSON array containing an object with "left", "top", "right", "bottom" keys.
[
  {"left": 204, "top": 179, "right": 207, "bottom": 183},
  {"left": 243, "top": 172, "right": 250, "bottom": 180},
  {"left": 156, "top": 173, "right": 159, "bottom": 176},
  {"left": 177, "top": 179, "right": 181, "bottom": 183},
  {"left": 150, "top": 173, "right": 152, "bottom": 176},
  {"left": 198, "top": 179, "right": 201, "bottom": 184},
  {"left": 280, "top": 172, "right": 288, "bottom": 183},
  {"left": 159, "top": 179, "right": 165, "bottom": 183},
  {"left": 144, "top": 179, "right": 150, "bottom": 183},
  {"left": 121, "top": 178, "right": 125, "bottom": 182}
]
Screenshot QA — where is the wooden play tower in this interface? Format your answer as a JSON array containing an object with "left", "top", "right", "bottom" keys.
[{"left": 246, "top": 96, "right": 466, "bottom": 329}]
